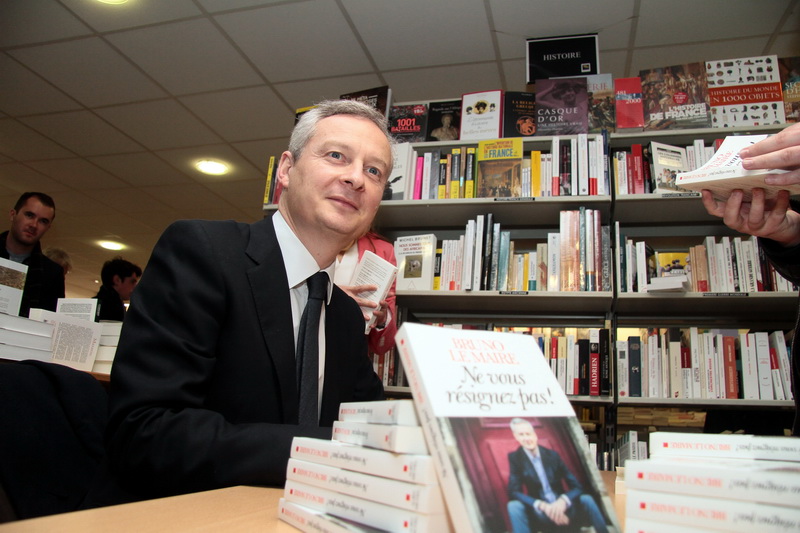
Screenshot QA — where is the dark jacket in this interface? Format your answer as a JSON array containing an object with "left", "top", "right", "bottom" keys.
[
  {"left": 0, "top": 231, "right": 64, "bottom": 317},
  {"left": 94, "top": 285, "right": 125, "bottom": 322}
]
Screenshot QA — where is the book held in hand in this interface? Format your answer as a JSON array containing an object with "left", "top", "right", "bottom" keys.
[
  {"left": 348, "top": 250, "right": 397, "bottom": 334},
  {"left": 675, "top": 134, "right": 794, "bottom": 200},
  {"left": 395, "top": 322, "right": 620, "bottom": 533}
]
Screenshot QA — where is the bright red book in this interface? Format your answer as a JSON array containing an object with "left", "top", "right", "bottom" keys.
[{"left": 614, "top": 77, "right": 645, "bottom": 130}]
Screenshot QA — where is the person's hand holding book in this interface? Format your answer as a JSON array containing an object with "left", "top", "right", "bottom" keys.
[{"left": 740, "top": 122, "right": 800, "bottom": 187}]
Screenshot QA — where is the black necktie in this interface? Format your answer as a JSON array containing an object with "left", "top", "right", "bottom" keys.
[{"left": 297, "top": 271, "right": 327, "bottom": 425}]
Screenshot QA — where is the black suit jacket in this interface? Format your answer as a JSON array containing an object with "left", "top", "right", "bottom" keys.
[
  {"left": 507, "top": 445, "right": 583, "bottom": 508},
  {"left": 96, "top": 217, "right": 383, "bottom": 503}
]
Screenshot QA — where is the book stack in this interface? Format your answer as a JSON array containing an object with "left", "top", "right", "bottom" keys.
[
  {"left": 92, "top": 320, "right": 122, "bottom": 374},
  {"left": 0, "top": 312, "right": 54, "bottom": 363},
  {"left": 278, "top": 399, "right": 451, "bottom": 532},
  {"left": 625, "top": 431, "right": 800, "bottom": 532}
]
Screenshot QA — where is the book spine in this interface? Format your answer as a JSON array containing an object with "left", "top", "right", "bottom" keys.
[
  {"left": 649, "top": 432, "right": 800, "bottom": 461},
  {"left": 628, "top": 336, "right": 642, "bottom": 397},
  {"left": 279, "top": 498, "right": 372, "bottom": 533},
  {"left": 337, "top": 399, "right": 419, "bottom": 426},
  {"left": 332, "top": 421, "right": 428, "bottom": 455}
]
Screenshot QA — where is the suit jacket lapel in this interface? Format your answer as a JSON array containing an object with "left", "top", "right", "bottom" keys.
[{"left": 245, "top": 217, "right": 299, "bottom": 423}]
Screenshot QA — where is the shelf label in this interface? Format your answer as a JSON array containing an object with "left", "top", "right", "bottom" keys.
[
  {"left": 702, "top": 292, "right": 749, "bottom": 297},
  {"left": 658, "top": 192, "right": 701, "bottom": 198},
  {"left": 499, "top": 290, "right": 530, "bottom": 295}
]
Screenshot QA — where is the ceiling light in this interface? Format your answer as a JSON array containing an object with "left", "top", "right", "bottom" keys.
[
  {"left": 195, "top": 159, "right": 230, "bottom": 175},
  {"left": 98, "top": 240, "right": 125, "bottom": 251},
  {"left": 96, "top": 0, "right": 129, "bottom": 4}
]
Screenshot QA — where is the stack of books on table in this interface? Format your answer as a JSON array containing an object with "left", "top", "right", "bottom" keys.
[
  {"left": 624, "top": 431, "right": 800, "bottom": 532},
  {"left": 278, "top": 399, "right": 451, "bottom": 532},
  {"left": 92, "top": 320, "right": 122, "bottom": 374},
  {"left": 0, "top": 312, "right": 54, "bottom": 363}
]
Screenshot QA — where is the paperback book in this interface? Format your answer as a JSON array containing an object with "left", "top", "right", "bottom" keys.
[
  {"left": 649, "top": 431, "right": 800, "bottom": 462},
  {"left": 394, "top": 234, "right": 438, "bottom": 291},
  {"left": 279, "top": 498, "right": 385, "bottom": 533},
  {"left": 675, "top": 134, "right": 795, "bottom": 200},
  {"left": 501, "top": 91, "right": 536, "bottom": 138},
  {"left": 475, "top": 138, "right": 524, "bottom": 198},
  {"left": 534, "top": 77, "right": 589, "bottom": 135},
  {"left": 388, "top": 103, "right": 429, "bottom": 143},
  {"left": 460, "top": 90, "right": 503, "bottom": 141},
  {"left": 779, "top": 56, "right": 800, "bottom": 123},
  {"left": 348, "top": 250, "right": 398, "bottom": 333},
  {"left": 332, "top": 419, "right": 428, "bottom": 455},
  {"left": 639, "top": 63, "right": 711, "bottom": 130},
  {"left": 0, "top": 257, "right": 26, "bottom": 316},
  {"left": 426, "top": 100, "right": 461, "bottom": 142},
  {"left": 649, "top": 141, "right": 690, "bottom": 193},
  {"left": 395, "top": 322, "right": 620, "bottom": 533},
  {"left": 338, "top": 398, "right": 419, "bottom": 426},
  {"left": 586, "top": 73, "right": 615, "bottom": 133}
]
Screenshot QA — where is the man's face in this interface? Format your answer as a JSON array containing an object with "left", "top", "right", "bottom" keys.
[
  {"left": 561, "top": 86, "right": 577, "bottom": 106},
  {"left": 113, "top": 274, "right": 139, "bottom": 301},
  {"left": 278, "top": 115, "right": 391, "bottom": 246},
  {"left": 511, "top": 421, "right": 539, "bottom": 451},
  {"left": 9, "top": 197, "right": 54, "bottom": 249}
]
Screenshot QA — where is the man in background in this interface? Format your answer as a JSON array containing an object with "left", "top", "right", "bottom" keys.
[
  {"left": 1, "top": 192, "right": 64, "bottom": 316},
  {"left": 94, "top": 257, "right": 142, "bottom": 321}
]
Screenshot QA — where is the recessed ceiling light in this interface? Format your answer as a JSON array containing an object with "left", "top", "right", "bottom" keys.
[
  {"left": 98, "top": 240, "right": 125, "bottom": 251},
  {"left": 96, "top": 0, "right": 129, "bottom": 4},
  {"left": 195, "top": 159, "right": 230, "bottom": 175}
]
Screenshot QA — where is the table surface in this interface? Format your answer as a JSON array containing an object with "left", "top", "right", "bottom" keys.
[{"left": 0, "top": 472, "right": 624, "bottom": 532}]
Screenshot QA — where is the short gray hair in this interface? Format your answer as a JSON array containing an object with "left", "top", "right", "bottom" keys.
[{"left": 288, "top": 99, "right": 393, "bottom": 161}]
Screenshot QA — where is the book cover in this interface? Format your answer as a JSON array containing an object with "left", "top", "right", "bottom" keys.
[
  {"left": 639, "top": 63, "right": 711, "bottom": 130},
  {"left": 348, "top": 251, "right": 398, "bottom": 334},
  {"left": 460, "top": 90, "right": 503, "bottom": 141},
  {"left": 675, "top": 134, "right": 796, "bottom": 200},
  {"left": 290, "top": 437, "right": 438, "bottom": 485},
  {"left": 28, "top": 309, "right": 102, "bottom": 372},
  {"left": 706, "top": 55, "right": 785, "bottom": 128},
  {"left": 534, "top": 77, "right": 589, "bottom": 135},
  {"left": 425, "top": 99, "right": 461, "bottom": 142},
  {"left": 338, "top": 399, "right": 419, "bottom": 426},
  {"left": 649, "top": 431, "right": 800, "bottom": 461},
  {"left": 332, "top": 420, "right": 428, "bottom": 455},
  {"left": 501, "top": 91, "right": 536, "bottom": 138},
  {"left": 779, "top": 56, "right": 800, "bottom": 123},
  {"left": 586, "top": 73, "right": 615, "bottom": 133},
  {"left": 614, "top": 77, "right": 645, "bottom": 130},
  {"left": 649, "top": 141, "right": 691, "bottom": 193},
  {"left": 0, "top": 327, "right": 52, "bottom": 352},
  {"left": 279, "top": 498, "right": 385, "bottom": 533},
  {"left": 395, "top": 322, "right": 620, "bottom": 533},
  {"left": 394, "top": 234, "right": 437, "bottom": 291},
  {"left": 388, "top": 103, "right": 429, "bottom": 143},
  {"left": 0, "top": 257, "right": 27, "bottom": 316},
  {"left": 476, "top": 138, "right": 524, "bottom": 198},
  {"left": 387, "top": 142, "right": 415, "bottom": 201},
  {"left": 626, "top": 487, "right": 800, "bottom": 532},
  {"left": 340, "top": 85, "right": 392, "bottom": 117}
]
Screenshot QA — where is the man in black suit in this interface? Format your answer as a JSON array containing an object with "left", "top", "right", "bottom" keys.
[
  {"left": 506, "top": 418, "right": 608, "bottom": 533},
  {"left": 88, "top": 100, "right": 391, "bottom": 506}
]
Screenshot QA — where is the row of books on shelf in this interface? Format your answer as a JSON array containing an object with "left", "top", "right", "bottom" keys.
[
  {"left": 617, "top": 327, "right": 793, "bottom": 402},
  {"left": 622, "top": 432, "right": 800, "bottom": 532},
  {"left": 394, "top": 209, "right": 612, "bottom": 294},
  {"left": 618, "top": 231, "right": 796, "bottom": 294}
]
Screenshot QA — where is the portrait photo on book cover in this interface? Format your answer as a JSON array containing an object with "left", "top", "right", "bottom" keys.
[{"left": 444, "top": 415, "right": 617, "bottom": 533}]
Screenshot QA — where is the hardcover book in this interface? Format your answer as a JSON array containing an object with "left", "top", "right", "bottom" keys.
[
  {"left": 475, "top": 138, "right": 524, "bottom": 198},
  {"left": 639, "top": 63, "right": 711, "bottom": 130},
  {"left": 534, "top": 77, "right": 589, "bottom": 135},
  {"left": 675, "top": 134, "right": 795, "bottom": 200},
  {"left": 388, "top": 103, "right": 429, "bottom": 142},
  {"left": 394, "top": 234, "right": 437, "bottom": 291},
  {"left": 779, "top": 56, "right": 800, "bottom": 123},
  {"left": 394, "top": 322, "right": 620, "bottom": 533},
  {"left": 706, "top": 55, "right": 785, "bottom": 128},
  {"left": 425, "top": 99, "right": 461, "bottom": 142},
  {"left": 340, "top": 85, "right": 392, "bottom": 117},
  {"left": 460, "top": 90, "right": 503, "bottom": 141},
  {"left": 501, "top": 91, "right": 537, "bottom": 138}
]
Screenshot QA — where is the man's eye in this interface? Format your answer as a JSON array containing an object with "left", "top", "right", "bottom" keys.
[{"left": 329, "top": 152, "right": 343, "bottom": 160}]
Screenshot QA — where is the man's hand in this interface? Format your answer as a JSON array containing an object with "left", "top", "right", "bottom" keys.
[
  {"left": 701, "top": 189, "right": 800, "bottom": 247},
  {"left": 338, "top": 283, "right": 380, "bottom": 327},
  {"left": 537, "top": 499, "right": 570, "bottom": 526},
  {"left": 740, "top": 122, "right": 800, "bottom": 186}
]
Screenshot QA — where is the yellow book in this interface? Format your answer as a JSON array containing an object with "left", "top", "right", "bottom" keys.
[
  {"left": 476, "top": 138, "right": 524, "bottom": 198},
  {"left": 449, "top": 148, "right": 462, "bottom": 199},
  {"left": 437, "top": 158, "right": 448, "bottom": 199},
  {"left": 464, "top": 147, "right": 476, "bottom": 198},
  {"left": 262, "top": 155, "right": 276, "bottom": 207},
  {"left": 530, "top": 150, "right": 542, "bottom": 197}
]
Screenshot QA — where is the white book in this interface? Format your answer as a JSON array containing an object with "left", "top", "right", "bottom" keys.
[
  {"left": 702, "top": 332, "right": 717, "bottom": 399},
  {"left": 332, "top": 420, "right": 428, "bottom": 455},
  {"left": 56, "top": 297, "right": 99, "bottom": 322},
  {"left": 550, "top": 136, "right": 560, "bottom": 195},
  {"left": 739, "top": 237, "right": 759, "bottom": 292},
  {"left": 348, "top": 250, "right": 398, "bottom": 333},
  {"left": 29, "top": 309, "right": 102, "bottom": 372},
  {"left": 616, "top": 151, "right": 628, "bottom": 195},
  {"left": 626, "top": 487, "right": 800, "bottom": 532},
  {"left": 283, "top": 480, "right": 450, "bottom": 533},
  {"left": 647, "top": 331, "right": 660, "bottom": 398},
  {"left": 279, "top": 498, "right": 385, "bottom": 533},
  {"left": 394, "top": 234, "right": 437, "bottom": 291},
  {"left": 577, "top": 133, "right": 589, "bottom": 195},
  {"left": 0, "top": 257, "right": 27, "bottom": 316},
  {"left": 461, "top": 219, "right": 475, "bottom": 291},
  {"left": 286, "top": 458, "right": 446, "bottom": 514},
  {"left": 0, "top": 327, "right": 53, "bottom": 351},
  {"left": 91, "top": 360, "right": 112, "bottom": 374},
  {"left": 676, "top": 134, "right": 795, "bottom": 201},
  {"left": 719, "top": 237, "right": 736, "bottom": 292},
  {"left": 769, "top": 330, "right": 793, "bottom": 400},
  {"left": 290, "top": 437, "right": 437, "bottom": 485},
  {"left": 546, "top": 232, "right": 560, "bottom": 292},
  {"left": 394, "top": 322, "right": 619, "bottom": 533},
  {"left": 421, "top": 151, "right": 433, "bottom": 200},
  {"left": 649, "top": 431, "right": 800, "bottom": 462},
  {"left": 688, "top": 327, "right": 702, "bottom": 399},
  {"left": 624, "top": 517, "right": 711, "bottom": 533},
  {"left": 338, "top": 399, "right": 419, "bottom": 426},
  {"left": 739, "top": 332, "right": 759, "bottom": 400},
  {"left": 0, "top": 312, "right": 54, "bottom": 338},
  {"left": 95, "top": 345, "right": 117, "bottom": 363},
  {"left": 616, "top": 340, "right": 629, "bottom": 398},
  {"left": 472, "top": 215, "right": 485, "bottom": 291},
  {"left": 754, "top": 331, "right": 774, "bottom": 400},
  {"left": 703, "top": 236, "right": 720, "bottom": 292},
  {"left": 570, "top": 137, "right": 578, "bottom": 195},
  {"left": 0, "top": 343, "right": 52, "bottom": 363}
]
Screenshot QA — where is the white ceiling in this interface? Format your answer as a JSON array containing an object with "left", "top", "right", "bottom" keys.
[{"left": 1, "top": 0, "right": 798, "bottom": 297}]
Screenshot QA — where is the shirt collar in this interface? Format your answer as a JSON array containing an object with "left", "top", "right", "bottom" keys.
[{"left": 272, "top": 211, "right": 333, "bottom": 303}]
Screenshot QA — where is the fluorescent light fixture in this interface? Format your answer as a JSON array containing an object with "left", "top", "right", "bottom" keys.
[
  {"left": 195, "top": 159, "right": 230, "bottom": 175},
  {"left": 98, "top": 240, "right": 125, "bottom": 251}
]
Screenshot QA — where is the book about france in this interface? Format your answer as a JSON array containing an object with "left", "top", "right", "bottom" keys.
[
  {"left": 639, "top": 63, "right": 710, "bottom": 130},
  {"left": 395, "top": 322, "right": 620, "bottom": 533}
]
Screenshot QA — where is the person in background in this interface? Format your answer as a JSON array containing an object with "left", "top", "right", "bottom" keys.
[
  {"left": 94, "top": 257, "right": 142, "bottom": 322},
  {"left": 333, "top": 229, "right": 397, "bottom": 355},
  {"left": 84, "top": 99, "right": 390, "bottom": 508},
  {"left": 43, "top": 247, "right": 72, "bottom": 279},
  {"left": 700, "top": 122, "right": 800, "bottom": 436},
  {"left": 1, "top": 192, "right": 64, "bottom": 316}
]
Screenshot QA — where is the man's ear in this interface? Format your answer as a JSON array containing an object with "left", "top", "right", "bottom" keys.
[
  {"left": 112, "top": 274, "right": 123, "bottom": 287},
  {"left": 276, "top": 151, "right": 294, "bottom": 190}
]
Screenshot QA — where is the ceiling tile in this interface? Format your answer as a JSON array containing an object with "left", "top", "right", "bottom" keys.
[
  {"left": 273, "top": 74, "right": 384, "bottom": 112},
  {"left": 0, "top": 54, "right": 82, "bottom": 116},
  {"left": 631, "top": 37, "right": 772, "bottom": 76},
  {"left": 0, "top": 162, "right": 71, "bottom": 194},
  {"left": 233, "top": 138, "right": 290, "bottom": 171},
  {"left": 770, "top": 33, "right": 800, "bottom": 58},
  {"left": 81, "top": 186, "right": 172, "bottom": 214},
  {"left": 155, "top": 144, "right": 263, "bottom": 183},
  {"left": 0, "top": 0, "right": 91, "bottom": 47},
  {"left": 344, "top": 0, "right": 494, "bottom": 70},
  {"left": 215, "top": 2, "right": 373, "bottom": 83},
  {"left": 9, "top": 38, "right": 168, "bottom": 107},
  {"left": 140, "top": 183, "right": 234, "bottom": 212},
  {"left": 88, "top": 152, "right": 194, "bottom": 187},
  {"left": 384, "top": 64, "right": 503, "bottom": 103},
  {"left": 204, "top": 177, "right": 264, "bottom": 212},
  {"left": 196, "top": 0, "right": 291, "bottom": 12},
  {"left": 179, "top": 86, "right": 294, "bottom": 141},
  {"left": 26, "top": 158, "right": 130, "bottom": 190},
  {"left": 106, "top": 19, "right": 263, "bottom": 95},
  {"left": 44, "top": 188, "right": 118, "bottom": 217},
  {"left": 60, "top": 0, "right": 201, "bottom": 32},
  {"left": 95, "top": 100, "right": 223, "bottom": 150},
  {"left": 20, "top": 110, "right": 143, "bottom": 156},
  {"left": 0, "top": 118, "right": 75, "bottom": 160}
]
